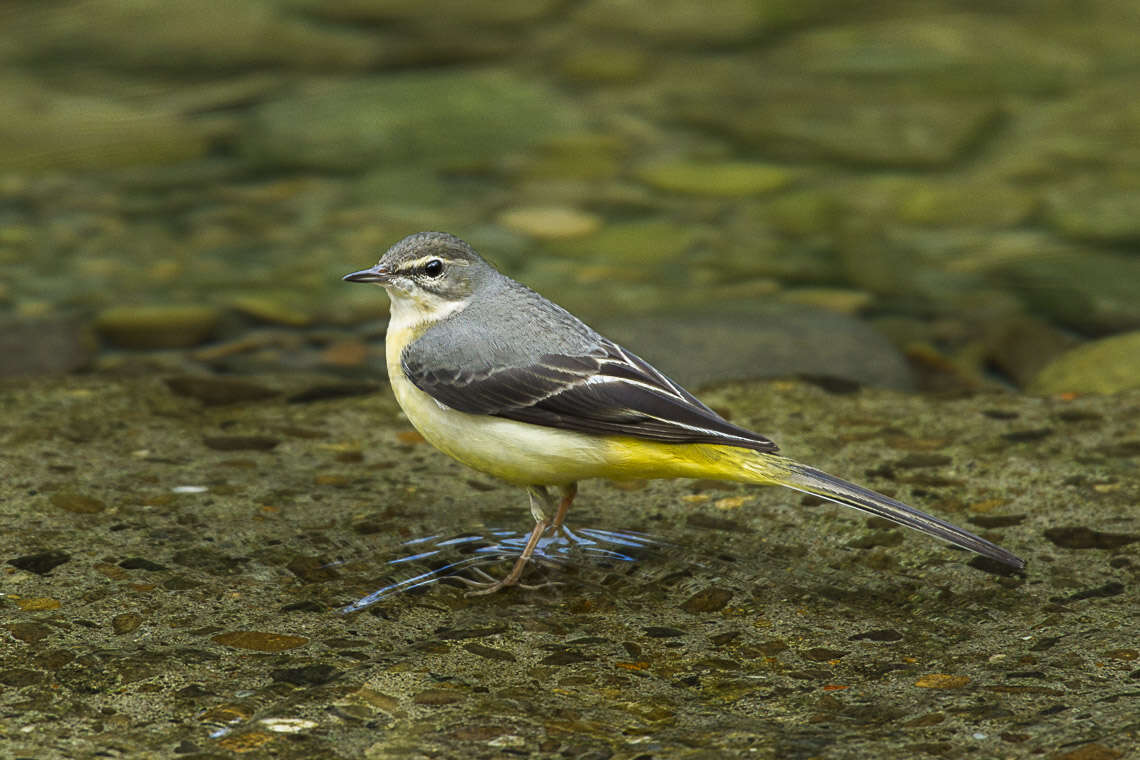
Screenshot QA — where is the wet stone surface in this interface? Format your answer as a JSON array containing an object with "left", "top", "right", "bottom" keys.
[{"left": 1, "top": 374, "right": 1138, "bottom": 758}]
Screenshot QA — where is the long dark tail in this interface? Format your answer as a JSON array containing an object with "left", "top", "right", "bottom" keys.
[{"left": 737, "top": 453, "right": 1025, "bottom": 570}]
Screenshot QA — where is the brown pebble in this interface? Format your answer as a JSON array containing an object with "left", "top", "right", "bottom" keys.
[
  {"left": 1053, "top": 744, "right": 1125, "bottom": 760},
  {"left": 0, "top": 668, "right": 44, "bottom": 686},
  {"left": 413, "top": 688, "right": 466, "bottom": 706},
  {"left": 286, "top": 385, "right": 379, "bottom": 404},
  {"left": 212, "top": 631, "right": 309, "bottom": 652},
  {"left": 320, "top": 340, "right": 371, "bottom": 367},
  {"left": 92, "top": 565, "right": 128, "bottom": 583},
  {"left": 1044, "top": 526, "right": 1139, "bottom": 550},
  {"left": 285, "top": 556, "right": 339, "bottom": 583},
  {"left": 540, "top": 651, "right": 593, "bottom": 666},
  {"left": 203, "top": 436, "right": 280, "bottom": 451},
  {"left": 217, "top": 732, "right": 274, "bottom": 752},
  {"left": 679, "top": 587, "right": 733, "bottom": 613},
  {"left": 462, "top": 642, "right": 517, "bottom": 662},
  {"left": 709, "top": 631, "right": 740, "bottom": 646},
  {"left": 414, "top": 641, "right": 451, "bottom": 654},
  {"left": 1002, "top": 428, "right": 1054, "bottom": 443},
  {"left": 970, "top": 514, "right": 1024, "bottom": 528},
  {"left": 8, "top": 550, "right": 70, "bottom": 575},
  {"left": 6, "top": 622, "right": 52, "bottom": 644},
  {"left": 756, "top": 639, "right": 789, "bottom": 656},
  {"left": 270, "top": 664, "right": 340, "bottom": 686},
  {"left": 165, "top": 376, "right": 279, "bottom": 406},
  {"left": 95, "top": 305, "right": 220, "bottom": 349},
  {"left": 344, "top": 687, "right": 403, "bottom": 717},
  {"left": 36, "top": 650, "right": 74, "bottom": 670},
  {"left": 396, "top": 430, "right": 426, "bottom": 445},
  {"left": 967, "top": 498, "right": 1008, "bottom": 514},
  {"left": 199, "top": 703, "right": 254, "bottom": 724},
  {"left": 802, "top": 647, "right": 848, "bottom": 662},
  {"left": 192, "top": 334, "right": 276, "bottom": 361},
  {"left": 228, "top": 295, "right": 312, "bottom": 327},
  {"left": 111, "top": 613, "right": 143, "bottom": 635},
  {"left": 50, "top": 491, "right": 106, "bottom": 514},
  {"left": 914, "top": 674, "right": 970, "bottom": 689},
  {"left": 1103, "top": 648, "right": 1138, "bottom": 661}
]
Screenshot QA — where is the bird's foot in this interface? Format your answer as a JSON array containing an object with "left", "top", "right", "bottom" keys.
[
  {"left": 455, "top": 498, "right": 580, "bottom": 596},
  {"left": 457, "top": 565, "right": 561, "bottom": 596}
]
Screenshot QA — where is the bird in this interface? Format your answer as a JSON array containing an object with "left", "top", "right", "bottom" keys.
[{"left": 344, "top": 231, "right": 1025, "bottom": 594}]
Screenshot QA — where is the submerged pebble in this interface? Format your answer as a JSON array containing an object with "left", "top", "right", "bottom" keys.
[
  {"left": 212, "top": 632, "right": 310, "bottom": 652},
  {"left": 95, "top": 306, "right": 220, "bottom": 349}
]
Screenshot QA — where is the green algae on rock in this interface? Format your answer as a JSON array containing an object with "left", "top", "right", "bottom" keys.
[
  {"left": 1030, "top": 331, "right": 1140, "bottom": 395},
  {"left": 0, "top": 75, "right": 210, "bottom": 172},
  {"left": 636, "top": 161, "right": 800, "bottom": 197},
  {"left": 240, "top": 70, "right": 584, "bottom": 172}
]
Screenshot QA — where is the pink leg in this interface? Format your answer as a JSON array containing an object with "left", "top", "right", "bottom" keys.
[
  {"left": 465, "top": 515, "right": 551, "bottom": 596},
  {"left": 465, "top": 486, "right": 564, "bottom": 596},
  {"left": 550, "top": 483, "right": 578, "bottom": 531}
]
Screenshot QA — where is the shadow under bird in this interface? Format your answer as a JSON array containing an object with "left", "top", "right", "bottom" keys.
[{"left": 344, "top": 232, "right": 1025, "bottom": 594}]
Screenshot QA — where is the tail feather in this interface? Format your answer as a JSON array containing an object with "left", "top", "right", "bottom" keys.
[{"left": 748, "top": 456, "right": 1026, "bottom": 570}]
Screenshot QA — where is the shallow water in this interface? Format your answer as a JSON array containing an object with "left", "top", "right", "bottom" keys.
[
  {"left": 4, "top": 375, "right": 1138, "bottom": 758},
  {"left": 341, "top": 525, "right": 673, "bottom": 611}
]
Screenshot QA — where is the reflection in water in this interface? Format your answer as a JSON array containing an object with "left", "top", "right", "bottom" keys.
[{"left": 341, "top": 525, "right": 670, "bottom": 613}]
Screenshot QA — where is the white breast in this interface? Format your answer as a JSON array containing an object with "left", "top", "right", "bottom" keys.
[{"left": 384, "top": 292, "right": 613, "bottom": 486}]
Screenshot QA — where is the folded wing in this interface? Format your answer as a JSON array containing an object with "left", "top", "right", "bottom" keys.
[{"left": 403, "top": 340, "right": 777, "bottom": 453}]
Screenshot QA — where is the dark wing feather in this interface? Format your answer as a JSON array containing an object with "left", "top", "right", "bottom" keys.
[{"left": 403, "top": 340, "right": 778, "bottom": 453}]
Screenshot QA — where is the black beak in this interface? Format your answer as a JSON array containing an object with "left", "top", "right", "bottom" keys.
[{"left": 343, "top": 265, "right": 391, "bottom": 284}]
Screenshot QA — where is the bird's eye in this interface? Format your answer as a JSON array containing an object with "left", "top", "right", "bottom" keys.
[{"left": 423, "top": 259, "right": 444, "bottom": 278}]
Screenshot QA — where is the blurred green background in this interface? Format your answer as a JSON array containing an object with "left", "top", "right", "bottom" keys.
[{"left": 3, "top": 0, "right": 1139, "bottom": 395}]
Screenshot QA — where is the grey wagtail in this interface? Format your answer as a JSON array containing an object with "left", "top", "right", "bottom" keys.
[{"left": 344, "top": 231, "right": 1025, "bottom": 594}]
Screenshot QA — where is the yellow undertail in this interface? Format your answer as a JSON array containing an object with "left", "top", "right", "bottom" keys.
[{"left": 603, "top": 438, "right": 1025, "bottom": 569}]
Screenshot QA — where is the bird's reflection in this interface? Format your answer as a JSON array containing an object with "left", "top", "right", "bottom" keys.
[{"left": 341, "top": 525, "right": 669, "bottom": 613}]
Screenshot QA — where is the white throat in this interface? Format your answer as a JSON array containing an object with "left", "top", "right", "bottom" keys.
[{"left": 385, "top": 287, "right": 468, "bottom": 335}]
